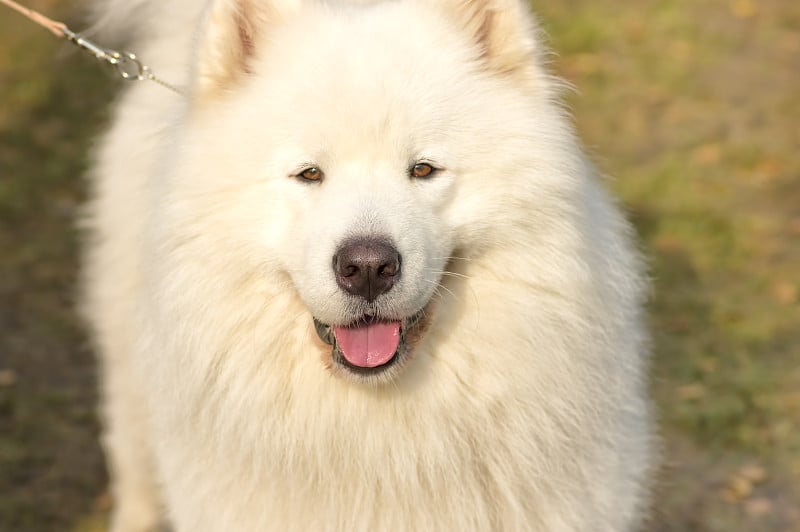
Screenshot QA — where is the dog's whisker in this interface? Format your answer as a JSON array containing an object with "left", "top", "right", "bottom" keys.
[
  {"left": 430, "top": 270, "right": 471, "bottom": 280},
  {"left": 422, "top": 278, "right": 457, "bottom": 301}
]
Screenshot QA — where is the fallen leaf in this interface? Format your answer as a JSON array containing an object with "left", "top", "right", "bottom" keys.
[
  {"left": 751, "top": 158, "right": 781, "bottom": 185},
  {"left": 722, "top": 475, "right": 753, "bottom": 502},
  {"left": 677, "top": 383, "right": 707, "bottom": 401},
  {"left": 780, "top": 32, "right": 800, "bottom": 53},
  {"left": 789, "top": 217, "right": 800, "bottom": 236},
  {"left": 669, "top": 40, "right": 692, "bottom": 62},
  {"left": 744, "top": 497, "right": 773, "bottom": 517},
  {"left": 738, "top": 464, "right": 768, "bottom": 484},
  {"left": 731, "top": 0, "right": 758, "bottom": 19},
  {"left": 0, "top": 369, "right": 17, "bottom": 387},
  {"left": 691, "top": 143, "right": 722, "bottom": 165},
  {"left": 654, "top": 234, "right": 683, "bottom": 252},
  {"left": 571, "top": 53, "right": 602, "bottom": 75},
  {"left": 772, "top": 282, "right": 798, "bottom": 305}
]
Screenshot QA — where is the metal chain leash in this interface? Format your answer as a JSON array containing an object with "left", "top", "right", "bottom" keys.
[{"left": 1, "top": 0, "right": 184, "bottom": 95}]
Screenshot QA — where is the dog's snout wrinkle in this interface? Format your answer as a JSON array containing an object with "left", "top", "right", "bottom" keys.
[{"left": 333, "top": 239, "right": 401, "bottom": 302}]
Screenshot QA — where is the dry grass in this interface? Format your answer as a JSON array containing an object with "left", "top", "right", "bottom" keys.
[{"left": 538, "top": 1, "right": 800, "bottom": 529}]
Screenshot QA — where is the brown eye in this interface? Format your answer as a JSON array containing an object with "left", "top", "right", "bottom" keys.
[
  {"left": 410, "top": 162, "right": 436, "bottom": 179},
  {"left": 299, "top": 167, "right": 323, "bottom": 182}
]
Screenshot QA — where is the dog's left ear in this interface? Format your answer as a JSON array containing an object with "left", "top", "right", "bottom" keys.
[{"left": 440, "top": 0, "right": 543, "bottom": 84}]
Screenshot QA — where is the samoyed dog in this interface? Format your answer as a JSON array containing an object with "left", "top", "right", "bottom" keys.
[{"left": 84, "top": 0, "right": 654, "bottom": 530}]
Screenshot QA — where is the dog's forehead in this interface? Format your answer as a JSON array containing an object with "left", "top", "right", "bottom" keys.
[
  {"left": 260, "top": 10, "right": 487, "bottom": 124},
  {"left": 255, "top": 2, "right": 477, "bottom": 89},
  {"left": 235, "top": 6, "right": 484, "bottom": 154}
]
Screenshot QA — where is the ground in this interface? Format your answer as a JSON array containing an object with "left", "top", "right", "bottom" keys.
[{"left": 0, "top": 1, "right": 798, "bottom": 530}]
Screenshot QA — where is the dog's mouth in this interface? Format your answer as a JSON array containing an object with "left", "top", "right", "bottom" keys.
[{"left": 313, "top": 310, "right": 426, "bottom": 378}]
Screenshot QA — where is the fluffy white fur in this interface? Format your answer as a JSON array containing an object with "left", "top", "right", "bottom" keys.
[{"left": 83, "top": 0, "right": 655, "bottom": 530}]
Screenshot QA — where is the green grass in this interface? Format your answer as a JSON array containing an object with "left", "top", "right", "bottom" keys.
[
  {"left": 538, "top": 0, "right": 800, "bottom": 528},
  {"left": 0, "top": 2, "right": 112, "bottom": 530},
  {"left": 1, "top": 0, "right": 798, "bottom": 530}
]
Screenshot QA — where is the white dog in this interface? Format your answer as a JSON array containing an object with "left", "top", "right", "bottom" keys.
[{"left": 83, "top": 0, "right": 655, "bottom": 530}]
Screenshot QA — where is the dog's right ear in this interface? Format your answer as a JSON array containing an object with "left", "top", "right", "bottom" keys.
[{"left": 194, "top": 0, "right": 297, "bottom": 100}]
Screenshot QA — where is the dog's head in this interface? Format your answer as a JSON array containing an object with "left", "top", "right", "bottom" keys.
[{"left": 163, "top": 0, "right": 565, "bottom": 383}]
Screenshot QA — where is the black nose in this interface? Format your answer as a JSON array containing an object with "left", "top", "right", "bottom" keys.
[{"left": 333, "top": 239, "right": 401, "bottom": 302}]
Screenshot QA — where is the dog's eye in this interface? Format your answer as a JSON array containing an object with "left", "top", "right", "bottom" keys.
[
  {"left": 297, "top": 167, "right": 324, "bottom": 182},
  {"left": 410, "top": 162, "right": 436, "bottom": 179}
]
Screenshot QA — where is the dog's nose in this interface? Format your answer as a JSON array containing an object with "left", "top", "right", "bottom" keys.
[{"left": 333, "top": 239, "right": 401, "bottom": 302}]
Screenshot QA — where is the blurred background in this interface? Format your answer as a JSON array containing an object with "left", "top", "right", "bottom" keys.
[{"left": 0, "top": 0, "right": 798, "bottom": 530}]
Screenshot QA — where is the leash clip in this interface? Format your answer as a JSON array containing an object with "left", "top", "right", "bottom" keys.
[{"left": 62, "top": 27, "right": 183, "bottom": 94}]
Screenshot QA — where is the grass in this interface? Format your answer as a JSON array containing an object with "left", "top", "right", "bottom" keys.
[
  {"left": 537, "top": 0, "right": 800, "bottom": 528},
  {"left": 1, "top": 0, "right": 798, "bottom": 530}
]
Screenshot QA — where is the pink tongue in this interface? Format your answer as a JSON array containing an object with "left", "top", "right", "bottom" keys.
[{"left": 333, "top": 321, "right": 401, "bottom": 368}]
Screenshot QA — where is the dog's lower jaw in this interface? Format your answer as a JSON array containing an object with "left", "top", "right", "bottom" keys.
[{"left": 313, "top": 308, "right": 428, "bottom": 383}]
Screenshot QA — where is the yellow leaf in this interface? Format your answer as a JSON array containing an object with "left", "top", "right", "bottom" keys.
[
  {"left": 677, "top": 383, "right": 706, "bottom": 401},
  {"left": 731, "top": 0, "right": 758, "bottom": 19},
  {"left": 744, "top": 497, "right": 773, "bottom": 517},
  {"left": 691, "top": 143, "right": 722, "bottom": 166},
  {"left": 738, "top": 464, "right": 768, "bottom": 484},
  {"left": 722, "top": 475, "right": 753, "bottom": 501},
  {"left": 772, "top": 281, "right": 798, "bottom": 305}
]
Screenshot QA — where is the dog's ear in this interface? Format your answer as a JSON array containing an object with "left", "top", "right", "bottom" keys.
[
  {"left": 194, "top": 0, "right": 296, "bottom": 99},
  {"left": 441, "top": 0, "right": 543, "bottom": 83}
]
